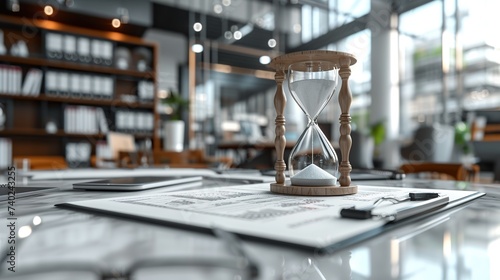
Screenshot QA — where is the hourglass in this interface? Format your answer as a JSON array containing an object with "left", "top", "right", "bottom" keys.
[
  {"left": 269, "top": 50, "right": 358, "bottom": 196},
  {"left": 287, "top": 60, "right": 339, "bottom": 185}
]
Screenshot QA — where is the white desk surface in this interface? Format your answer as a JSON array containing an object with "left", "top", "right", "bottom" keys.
[{"left": 1, "top": 170, "right": 499, "bottom": 279}]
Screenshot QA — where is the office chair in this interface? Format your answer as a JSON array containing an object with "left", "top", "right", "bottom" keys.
[
  {"left": 399, "top": 162, "right": 479, "bottom": 182},
  {"left": 400, "top": 124, "right": 455, "bottom": 162},
  {"left": 472, "top": 141, "right": 500, "bottom": 182},
  {"left": 349, "top": 130, "right": 375, "bottom": 169}
]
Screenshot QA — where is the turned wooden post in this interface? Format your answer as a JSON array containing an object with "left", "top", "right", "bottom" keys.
[
  {"left": 338, "top": 57, "right": 353, "bottom": 187},
  {"left": 273, "top": 68, "right": 287, "bottom": 185}
]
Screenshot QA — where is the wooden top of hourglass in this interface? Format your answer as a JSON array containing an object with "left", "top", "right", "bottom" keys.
[
  {"left": 269, "top": 50, "right": 358, "bottom": 196},
  {"left": 269, "top": 50, "right": 357, "bottom": 70}
]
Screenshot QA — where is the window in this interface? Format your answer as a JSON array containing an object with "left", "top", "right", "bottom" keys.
[{"left": 399, "top": 0, "right": 500, "bottom": 135}]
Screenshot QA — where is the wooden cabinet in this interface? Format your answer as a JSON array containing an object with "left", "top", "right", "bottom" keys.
[{"left": 0, "top": 15, "right": 158, "bottom": 166}]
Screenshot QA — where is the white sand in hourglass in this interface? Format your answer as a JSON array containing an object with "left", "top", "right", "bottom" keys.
[{"left": 290, "top": 164, "right": 337, "bottom": 186}]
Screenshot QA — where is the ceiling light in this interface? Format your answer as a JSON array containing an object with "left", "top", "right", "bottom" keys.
[
  {"left": 256, "top": 18, "right": 264, "bottom": 27},
  {"left": 293, "top": 23, "right": 302, "bottom": 33},
  {"left": 8, "top": 0, "right": 20, "bottom": 12},
  {"left": 233, "top": 31, "right": 242, "bottom": 40},
  {"left": 18, "top": 225, "right": 32, "bottom": 239},
  {"left": 117, "top": 7, "right": 129, "bottom": 24},
  {"left": 192, "top": 44, "right": 204, "bottom": 53},
  {"left": 225, "top": 24, "right": 253, "bottom": 43},
  {"left": 222, "top": 0, "right": 231, "bottom": 6},
  {"left": 112, "top": 18, "right": 121, "bottom": 28},
  {"left": 158, "top": 90, "right": 168, "bottom": 99},
  {"left": 214, "top": 4, "right": 223, "bottom": 14},
  {"left": 268, "top": 39, "right": 276, "bottom": 48},
  {"left": 32, "top": 216, "right": 42, "bottom": 226},
  {"left": 63, "top": 0, "right": 74, "bottom": 7},
  {"left": 259, "top": 56, "right": 271, "bottom": 65},
  {"left": 193, "top": 22, "right": 203, "bottom": 32},
  {"left": 222, "top": 121, "right": 240, "bottom": 132},
  {"left": 111, "top": 6, "right": 129, "bottom": 28},
  {"left": 44, "top": 5, "right": 54, "bottom": 16}
]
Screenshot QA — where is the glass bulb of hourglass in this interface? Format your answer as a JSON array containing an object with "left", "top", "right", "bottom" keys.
[{"left": 287, "top": 61, "right": 339, "bottom": 186}]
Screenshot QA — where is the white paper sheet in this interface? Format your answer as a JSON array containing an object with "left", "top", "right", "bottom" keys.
[{"left": 60, "top": 183, "right": 483, "bottom": 249}]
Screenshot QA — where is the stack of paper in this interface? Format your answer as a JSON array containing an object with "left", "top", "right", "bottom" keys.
[
  {"left": 45, "top": 32, "right": 114, "bottom": 66},
  {"left": 45, "top": 70, "right": 114, "bottom": 99},
  {"left": 66, "top": 142, "right": 91, "bottom": 167},
  {"left": 45, "top": 32, "right": 63, "bottom": 59},
  {"left": 0, "top": 64, "right": 22, "bottom": 94},
  {"left": 0, "top": 65, "right": 43, "bottom": 96},
  {"left": 77, "top": 36, "right": 91, "bottom": 63},
  {"left": 21, "top": 68, "right": 43, "bottom": 96},
  {"left": 91, "top": 39, "right": 114, "bottom": 66},
  {"left": 64, "top": 105, "right": 109, "bottom": 134},
  {"left": 115, "top": 110, "right": 154, "bottom": 133},
  {"left": 138, "top": 80, "right": 155, "bottom": 102},
  {"left": 63, "top": 34, "right": 78, "bottom": 61},
  {"left": 95, "top": 140, "right": 112, "bottom": 159}
]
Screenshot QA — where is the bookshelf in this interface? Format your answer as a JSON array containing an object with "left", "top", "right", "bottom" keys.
[
  {"left": 0, "top": 54, "right": 155, "bottom": 78},
  {"left": 0, "top": 14, "right": 158, "bottom": 167}
]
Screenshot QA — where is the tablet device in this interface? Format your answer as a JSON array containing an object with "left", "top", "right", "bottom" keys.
[{"left": 73, "top": 176, "right": 202, "bottom": 191}]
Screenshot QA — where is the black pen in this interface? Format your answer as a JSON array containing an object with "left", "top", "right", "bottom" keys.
[
  {"left": 379, "top": 195, "right": 449, "bottom": 221},
  {"left": 340, "top": 192, "right": 448, "bottom": 221}
]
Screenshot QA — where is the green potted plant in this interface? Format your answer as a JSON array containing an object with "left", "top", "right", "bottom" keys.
[
  {"left": 370, "top": 121, "right": 386, "bottom": 168},
  {"left": 162, "top": 90, "right": 189, "bottom": 151},
  {"left": 162, "top": 90, "right": 189, "bottom": 121},
  {"left": 453, "top": 121, "right": 473, "bottom": 162}
]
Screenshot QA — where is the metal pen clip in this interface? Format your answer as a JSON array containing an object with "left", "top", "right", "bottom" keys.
[{"left": 340, "top": 192, "right": 442, "bottom": 220}]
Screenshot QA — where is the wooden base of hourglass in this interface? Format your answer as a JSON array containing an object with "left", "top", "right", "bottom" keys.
[
  {"left": 269, "top": 50, "right": 358, "bottom": 196},
  {"left": 270, "top": 183, "right": 358, "bottom": 196}
]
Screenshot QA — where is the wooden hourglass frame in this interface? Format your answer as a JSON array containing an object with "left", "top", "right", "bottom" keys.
[{"left": 269, "top": 50, "right": 358, "bottom": 196}]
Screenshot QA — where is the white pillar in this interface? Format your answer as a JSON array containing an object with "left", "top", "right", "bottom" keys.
[{"left": 370, "top": 0, "right": 400, "bottom": 169}]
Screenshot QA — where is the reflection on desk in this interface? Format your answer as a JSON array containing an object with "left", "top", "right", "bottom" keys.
[{"left": 0, "top": 172, "right": 499, "bottom": 279}]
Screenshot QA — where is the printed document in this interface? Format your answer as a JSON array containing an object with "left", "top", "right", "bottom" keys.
[{"left": 60, "top": 183, "right": 482, "bottom": 249}]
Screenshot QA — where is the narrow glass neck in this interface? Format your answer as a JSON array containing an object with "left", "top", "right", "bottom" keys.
[{"left": 307, "top": 118, "right": 318, "bottom": 126}]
